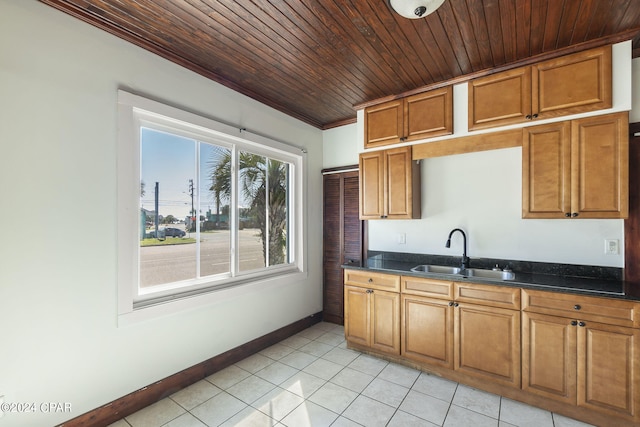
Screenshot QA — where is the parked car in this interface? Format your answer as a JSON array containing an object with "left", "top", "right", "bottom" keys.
[
  {"left": 164, "top": 227, "right": 186, "bottom": 237},
  {"left": 147, "top": 229, "right": 164, "bottom": 239}
]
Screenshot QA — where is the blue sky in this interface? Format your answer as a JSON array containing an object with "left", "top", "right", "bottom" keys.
[{"left": 140, "top": 128, "right": 227, "bottom": 220}]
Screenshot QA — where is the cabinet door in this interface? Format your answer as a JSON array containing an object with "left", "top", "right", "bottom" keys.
[
  {"left": 522, "top": 312, "right": 577, "bottom": 404},
  {"left": 455, "top": 303, "right": 521, "bottom": 388},
  {"left": 364, "top": 99, "right": 403, "bottom": 149},
  {"left": 359, "top": 151, "right": 384, "bottom": 219},
  {"left": 468, "top": 66, "right": 532, "bottom": 130},
  {"left": 322, "top": 171, "right": 362, "bottom": 325},
  {"left": 577, "top": 321, "right": 639, "bottom": 419},
  {"left": 385, "top": 146, "right": 418, "bottom": 219},
  {"left": 371, "top": 289, "right": 401, "bottom": 355},
  {"left": 533, "top": 46, "right": 611, "bottom": 119},
  {"left": 405, "top": 87, "right": 453, "bottom": 141},
  {"left": 344, "top": 285, "right": 370, "bottom": 347},
  {"left": 343, "top": 173, "right": 363, "bottom": 265},
  {"left": 572, "top": 113, "right": 629, "bottom": 219},
  {"left": 522, "top": 122, "right": 572, "bottom": 218},
  {"left": 402, "top": 294, "right": 454, "bottom": 368}
]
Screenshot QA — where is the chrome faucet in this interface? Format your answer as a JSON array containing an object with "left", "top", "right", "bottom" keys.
[{"left": 446, "top": 228, "right": 469, "bottom": 270}]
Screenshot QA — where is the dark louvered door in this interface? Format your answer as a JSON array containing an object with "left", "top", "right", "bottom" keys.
[{"left": 323, "top": 168, "right": 363, "bottom": 324}]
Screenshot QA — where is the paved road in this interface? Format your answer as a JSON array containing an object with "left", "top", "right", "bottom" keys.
[{"left": 140, "top": 228, "right": 266, "bottom": 288}]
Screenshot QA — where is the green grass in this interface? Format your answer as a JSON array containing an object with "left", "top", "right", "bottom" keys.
[{"left": 140, "top": 237, "right": 196, "bottom": 247}]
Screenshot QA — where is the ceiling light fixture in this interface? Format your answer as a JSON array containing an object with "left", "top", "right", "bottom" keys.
[{"left": 388, "top": 0, "right": 446, "bottom": 19}]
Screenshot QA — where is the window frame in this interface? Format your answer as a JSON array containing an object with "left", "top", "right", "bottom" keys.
[{"left": 117, "top": 90, "right": 307, "bottom": 325}]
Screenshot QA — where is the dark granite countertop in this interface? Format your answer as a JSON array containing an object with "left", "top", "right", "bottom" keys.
[{"left": 343, "top": 252, "right": 640, "bottom": 301}]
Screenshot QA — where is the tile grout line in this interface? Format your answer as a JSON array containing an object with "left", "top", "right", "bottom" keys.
[
  {"left": 119, "top": 323, "right": 594, "bottom": 427},
  {"left": 440, "top": 382, "right": 460, "bottom": 427}
]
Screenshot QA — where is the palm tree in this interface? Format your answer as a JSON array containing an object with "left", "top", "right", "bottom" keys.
[{"left": 210, "top": 151, "right": 288, "bottom": 266}]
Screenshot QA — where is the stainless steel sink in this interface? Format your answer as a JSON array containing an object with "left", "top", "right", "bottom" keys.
[
  {"left": 462, "top": 268, "right": 515, "bottom": 281},
  {"left": 410, "top": 265, "right": 515, "bottom": 281},
  {"left": 410, "top": 265, "right": 462, "bottom": 275}
]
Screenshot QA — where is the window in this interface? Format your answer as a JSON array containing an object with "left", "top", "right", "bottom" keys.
[{"left": 117, "top": 91, "right": 306, "bottom": 320}]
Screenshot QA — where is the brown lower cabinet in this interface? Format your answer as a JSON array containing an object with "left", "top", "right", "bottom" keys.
[
  {"left": 401, "top": 294, "right": 520, "bottom": 388},
  {"left": 455, "top": 302, "right": 520, "bottom": 388},
  {"left": 344, "top": 271, "right": 640, "bottom": 427},
  {"left": 401, "top": 278, "right": 521, "bottom": 388},
  {"left": 522, "top": 289, "right": 640, "bottom": 421},
  {"left": 344, "top": 271, "right": 400, "bottom": 355}
]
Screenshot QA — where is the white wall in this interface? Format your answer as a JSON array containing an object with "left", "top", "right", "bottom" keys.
[
  {"left": 632, "top": 57, "right": 640, "bottom": 123},
  {"left": 322, "top": 123, "right": 359, "bottom": 168},
  {"left": 323, "top": 47, "right": 640, "bottom": 268},
  {"left": 370, "top": 149, "right": 623, "bottom": 267},
  {"left": 0, "top": 2, "right": 323, "bottom": 426}
]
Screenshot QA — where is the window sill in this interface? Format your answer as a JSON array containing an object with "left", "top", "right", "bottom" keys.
[{"left": 117, "top": 268, "right": 307, "bottom": 327}]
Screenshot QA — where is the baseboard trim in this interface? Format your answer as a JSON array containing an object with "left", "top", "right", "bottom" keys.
[{"left": 58, "top": 312, "right": 323, "bottom": 427}]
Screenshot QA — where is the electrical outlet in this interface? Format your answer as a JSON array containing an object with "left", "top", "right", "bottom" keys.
[
  {"left": 0, "top": 395, "right": 4, "bottom": 418},
  {"left": 397, "top": 233, "right": 406, "bottom": 244},
  {"left": 605, "top": 239, "right": 619, "bottom": 255}
]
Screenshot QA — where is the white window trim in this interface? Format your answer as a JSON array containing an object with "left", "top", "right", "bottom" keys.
[{"left": 117, "top": 90, "right": 307, "bottom": 326}]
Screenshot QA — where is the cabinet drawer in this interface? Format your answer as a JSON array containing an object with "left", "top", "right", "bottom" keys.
[
  {"left": 401, "top": 276, "right": 453, "bottom": 299},
  {"left": 522, "top": 289, "right": 640, "bottom": 328},
  {"left": 344, "top": 270, "right": 400, "bottom": 292},
  {"left": 455, "top": 282, "right": 521, "bottom": 310}
]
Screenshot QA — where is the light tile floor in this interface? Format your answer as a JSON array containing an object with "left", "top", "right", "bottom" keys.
[{"left": 109, "top": 322, "right": 594, "bottom": 427}]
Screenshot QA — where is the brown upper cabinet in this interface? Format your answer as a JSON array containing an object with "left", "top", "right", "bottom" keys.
[
  {"left": 469, "top": 46, "right": 612, "bottom": 131},
  {"left": 359, "top": 146, "right": 421, "bottom": 220},
  {"left": 364, "top": 86, "right": 453, "bottom": 149},
  {"left": 522, "top": 112, "right": 628, "bottom": 219}
]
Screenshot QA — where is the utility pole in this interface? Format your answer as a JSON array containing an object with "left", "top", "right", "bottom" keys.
[
  {"left": 188, "top": 179, "right": 195, "bottom": 232},
  {"left": 154, "top": 182, "right": 159, "bottom": 238}
]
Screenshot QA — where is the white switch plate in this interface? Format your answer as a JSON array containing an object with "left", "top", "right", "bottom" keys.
[
  {"left": 397, "top": 233, "right": 406, "bottom": 244},
  {"left": 605, "top": 239, "right": 619, "bottom": 255},
  {"left": 0, "top": 395, "right": 4, "bottom": 418}
]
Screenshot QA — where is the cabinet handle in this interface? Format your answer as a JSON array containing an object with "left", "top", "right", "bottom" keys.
[
  {"left": 571, "top": 320, "right": 578, "bottom": 326},
  {"left": 565, "top": 213, "right": 571, "bottom": 217},
  {"left": 572, "top": 212, "right": 579, "bottom": 218},
  {"left": 454, "top": 302, "right": 459, "bottom": 307},
  {"left": 400, "top": 136, "right": 407, "bottom": 142},
  {"left": 532, "top": 113, "right": 538, "bottom": 119},
  {"left": 366, "top": 289, "right": 373, "bottom": 293},
  {"left": 448, "top": 301, "right": 454, "bottom": 306},
  {"left": 368, "top": 278, "right": 373, "bottom": 283},
  {"left": 526, "top": 114, "right": 532, "bottom": 120},
  {"left": 578, "top": 321, "right": 586, "bottom": 327},
  {"left": 574, "top": 304, "right": 581, "bottom": 310}
]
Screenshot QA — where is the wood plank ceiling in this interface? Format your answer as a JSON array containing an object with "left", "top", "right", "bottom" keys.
[{"left": 40, "top": 0, "right": 640, "bottom": 129}]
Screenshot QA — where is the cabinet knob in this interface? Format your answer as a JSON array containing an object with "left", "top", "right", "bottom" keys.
[
  {"left": 565, "top": 213, "right": 571, "bottom": 217},
  {"left": 578, "top": 321, "right": 586, "bottom": 327},
  {"left": 574, "top": 304, "right": 581, "bottom": 310},
  {"left": 366, "top": 289, "right": 373, "bottom": 293},
  {"left": 525, "top": 114, "right": 532, "bottom": 120},
  {"left": 572, "top": 212, "right": 579, "bottom": 218},
  {"left": 454, "top": 302, "right": 459, "bottom": 307},
  {"left": 571, "top": 320, "right": 578, "bottom": 326},
  {"left": 448, "top": 301, "right": 454, "bottom": 306},
  {"left": 367, "top": 278, "right": 373, "bottom": 283},
  {"left": 532, "top": 113, "right": 538, "bottom": 119},
  {"left": 400, "top": 136, "right": 407, "bottom": 142}
]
